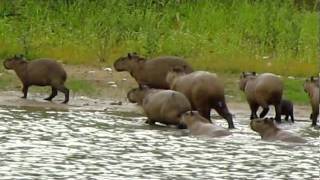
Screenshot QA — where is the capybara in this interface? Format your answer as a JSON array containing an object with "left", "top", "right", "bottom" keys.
[
  {"left": 167, "top": 69, "right": 235, "bottom": 129},
  {"left": 3, "top": 55, "right": 69, "bottom": 103},
  {"left": 239, "top": 72, "right": 283, "bottom": 123},
  {"left": 180, "top": 110, "right": 231, "bottom": 137},
  {"left": 280, "top": 99, "right": 294, "bottom": 122},
  {"left": 127, "top": 86, "right": 191, "bottom": 128},
  {"left": 114, "top": 53, "right": 193, "bottom": 89},
  {"left": 250, "top": 118, "right": 306, "bottom": 143},
  {"left": 304, "top": 76, "right": 319, "bottom": 126}
]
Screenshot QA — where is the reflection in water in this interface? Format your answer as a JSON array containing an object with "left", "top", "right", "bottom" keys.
[{"left": 0, "top": 106, "right": 318, "bottom": 179}]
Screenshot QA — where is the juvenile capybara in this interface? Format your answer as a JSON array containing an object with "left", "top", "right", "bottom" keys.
[
  {"left": 250, "top": 117, "right": 306, "bottom": 143},
  {"left": 3, "top": 55, "right": 69, "bottom": 103},
  {"left": 114, "top": 53, "right": 193, "bottom": 89},
  {"left": 304, "top": 76, "right": 319, "bottom": 126},
  {"left": 280, "top": 99, "right": 294, "bottom": 122},
  {"left": 167, "top": 69, "right": 235, "bottom": 129},
  {"left": 180, "top": 110, "right": 231, "bottom": 137},
  {"left": 239, "top": 72, "right": 283, "bottom": 123},
  {"left": 127, "top": 86, "right": 191, "bottom": 128}
]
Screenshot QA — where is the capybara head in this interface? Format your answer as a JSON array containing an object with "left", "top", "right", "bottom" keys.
[
  {"left": 250, "top": 117, "right": 276, "bottom": 133},
  {"left": 239, "top": 72, "right": 257, "bottom": 91},
  {"left": 304, "top": 76, "right": 319, "bottom": 92},
  {"left": 113, "top": 52, "right": 146, "bottom": 71},
  {"left": 3, "top": 54, "right": 27, "bottom": 70},
  {"left": 126, "top": 85, "right": 150, "bottom": 104},
  {"left": 166, "top": 65, "right": 188, "bottom": 85},
  {"left": 180, "top": 110, "right": 210, "bottom": 126}
]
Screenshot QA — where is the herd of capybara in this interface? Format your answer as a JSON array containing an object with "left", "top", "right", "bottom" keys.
[{"left": 3, "top": 53, "right": 320, "bottom": 143}]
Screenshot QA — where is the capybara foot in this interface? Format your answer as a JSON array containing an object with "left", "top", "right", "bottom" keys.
[{"left": 44, "top": 97, "right": 53, "bottom": 101}]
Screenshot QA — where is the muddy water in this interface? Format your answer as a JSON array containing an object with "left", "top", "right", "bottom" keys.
[{"left": 0, "top": 105, "right": 319, "bottom": 179}]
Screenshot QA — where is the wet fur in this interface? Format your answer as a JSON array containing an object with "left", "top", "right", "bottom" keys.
[
  {"left": 127, "top": 87, "right": 191, "bottom": 127},
  {"left": 239, "top": 72, "right": 283, "bottom": 122},
  {"left": 250, "top": 118, "right": 306, "bottom": 143},
  {"left": 167, "top": 71, "right": 235, "bottom": 129},
  {"left": 181, "top": 111, "right": 231, "bottom": 137}
]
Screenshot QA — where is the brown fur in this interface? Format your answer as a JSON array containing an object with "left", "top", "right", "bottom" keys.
[
  {"left": 127, "top": 86, "right": 191, "bottom": 127},
  {"left": 3, "top": 55, "right": 69, "bottom": 103},
  {"left": 167, "top": 70, "right": 235, "bottom": 129},
  {"left": 304, "top": 76, "right": 319, "bottom": 126},
  {"left": 250, "top": 118, "right": 306, "bottom": 143},
  {"left": 239, "top": 72, "right": 283, "bottom": 122},
  {"left": 114, "top": 53, "right": 193, "bottom": 89},
  {"left": 180, "top": 111, "right": 231, "bottom": 137}
]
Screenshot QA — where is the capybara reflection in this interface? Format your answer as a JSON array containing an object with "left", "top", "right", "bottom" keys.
[
  {"left": 239, "top": 72, "right": 283, "bottom": 123},
  {"left": 167, "top": 69, "right": 235, "bottom": 129},
  {"left": 303, "top": 76, "right": 319, "bottom": 126},
  {"left": 3, "top": 55, "right": 69, "bottom": 103},
  {"left": 250, "top": 118, "right": 306, "bottom": 143},
  {"left": 127, "top": 86, "right": 191, "bottom": 128},
  {"left": 280, "top": 99, "right": 294, "bottom": 122},
  {"left": 180, "top": 111, "right": 231, "bottom": 137},
  {"left": 114, "top": 53, "right": 193, "bottom": 89}
]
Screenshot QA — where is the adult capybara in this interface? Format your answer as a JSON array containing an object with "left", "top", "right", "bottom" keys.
[
  {"left": 167, "top": 69, "right": 235, "bottom": 129},
  {"left": 239, "top": 72, "right": 283, "bottom": 123},
  {"left": 3, "top": 55, "right": 69, "bottom": 103},
  {"left": 114, "top": 53, "right": 193, "bottom": 89},
  {"left": 180, "top": 110, "right": 231, "bottom": 138},
  {"left": 304, "top": 76, "right": 319, "bottom": 126},
  {"left": 250, "top": 118, "right": 306, "bottom": 143},
  {"left": 280, "top": 99, "right": 294, "bottom": 122},
  {"left": 127, "top": 86, "right": 191, "bottom": 128}
]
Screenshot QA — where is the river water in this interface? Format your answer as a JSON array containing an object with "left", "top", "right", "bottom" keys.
[{"left": 0, "top": 105, "right": 318, "bottom": 179}]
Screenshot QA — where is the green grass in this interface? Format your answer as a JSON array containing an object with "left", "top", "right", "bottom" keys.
[
  {"left": 66, "top": 79, "right": 97, "bottom": 95},
  {"left": 0, "top": 0, "right": 318, "bottom": 76},
  {"left": 283, "top": 78, "right": 309, "bottom": 103}
]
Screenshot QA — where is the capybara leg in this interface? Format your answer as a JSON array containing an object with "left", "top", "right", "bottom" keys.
[
  {"left": 285, "top": 115, "right": 289, "bottom": 121},
  {"left": 44, "top": 87, "right": 58, "bottom": 101},
  {"left": 176, "top": 123, "right": 187, "bottom": 129},
  {"left": 56, "top": 85, "right": 69, "bottom": 104},
  {"left": 274, "top": 104, "right": 282, "bottom": 123},
  {"left": 215, "top": 106, "right": 235, "bottom": 129},
  {"left": 249, "top": 103, "right": 258, "bottom": 120},
  {"left": 311, "top": 104, "right": 319, "bottom": 126},
  {"left": 21, "top": 85, "right": 29, "bottom": 98},
  {"left": 290, "top": 113, "right": 294, "bottom": 123},
  {"left": 198, "top": 107, "right": 211, "bottom": 122},
  {"left": 259, "top": 107, "right": 269, "bottom": 118},
  {"left": 145, "top": 119, "right": 155, "bottom": 125}
]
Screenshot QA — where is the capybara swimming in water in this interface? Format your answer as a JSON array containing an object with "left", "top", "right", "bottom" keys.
[
  {"left": 127, "top": 86, "right": 191, "bottom": 128},
  {"left": 167, "top": 69, "right": 235, "bottom": 129},
  {"left": 250, "top": 118, "right": 306, "bottom": 143},
  {"left": 180, "top": 110, "right": 231, "bottom": 138},
  {"left": 3, "top": 55, "right": 69, "bottom": 103},
  {"left": 239, "top": 72, "right": 283, "bottom": 123},
  {"left": 114, "top": 53, "right": 193, "bottom": 89},
  {"left": 303, "top": 76, "right": 319, "bottom": 126}
]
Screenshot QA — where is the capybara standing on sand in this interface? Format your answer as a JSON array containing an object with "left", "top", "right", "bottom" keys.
[
  {"left": 180, "top": 110, "right": 231, "bottom": 138},
  {"left": 3, "top": 55, "right": 69, "bottom": 103},
  {"left": 167, "top": 69, "right": 235, "bottom": 129},
  {"left": 250, "top": 117, "right": 306, "bottom": 143},
  {"left": 114, "top": 53, "right": 193, "bottom": 89},
  {"left": 239, "top": 72, "right": 283, "bottom": 123},
  {"left": 280, "top": 99, "right": 294, "bottom": 122},
  {"left": 127, "top": 86, "right": 191, "bottom": 128},
  {"left": 304, "top": 76, "right": 319, "bottom": 126}
]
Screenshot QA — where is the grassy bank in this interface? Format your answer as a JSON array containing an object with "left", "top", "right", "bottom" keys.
[{"left": 0, "top": 0, "right": 318, "bottom": 77}]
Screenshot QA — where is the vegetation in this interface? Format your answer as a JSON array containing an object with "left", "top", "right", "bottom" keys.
[{"left": 0, "top": 0, "right": 318, "bottom": 76}]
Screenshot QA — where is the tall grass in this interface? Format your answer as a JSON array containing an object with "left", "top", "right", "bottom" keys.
[{"left": 0, "top": 0, "right": 318, "bottom": 76}]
